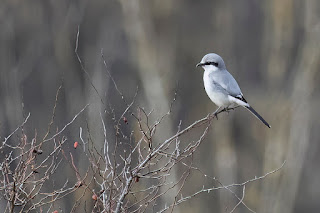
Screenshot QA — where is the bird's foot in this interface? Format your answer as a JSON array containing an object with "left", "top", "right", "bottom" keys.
[
  {"left": 211, "top": 112, "right": 219, "bottom": 120},
  {"left": 211, "top": 107, "right": 221, "bottom": 120},
  {"left": 224, "top": 106, "right": 237, "bottom": 114},
  {"left": 214, "top": 113, "right": 219, "bottom": 120}
]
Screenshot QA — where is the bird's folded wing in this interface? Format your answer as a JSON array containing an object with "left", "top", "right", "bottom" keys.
[
  {"left": 211, "top": 80, "right": 230, "bottom": 95},
  {"left": 212, "top": 71, "right": 243, "bottom": 97},
  {"left": 211, "top": 79, "right": 249, "bottom": 106},
  {"left": 211, "top": 78, "right": 243, "bottom": 98}
]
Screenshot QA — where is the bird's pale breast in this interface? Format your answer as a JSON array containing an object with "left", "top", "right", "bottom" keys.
[{"left": 203, "top": 70, "right": 231, "bottom": 107}]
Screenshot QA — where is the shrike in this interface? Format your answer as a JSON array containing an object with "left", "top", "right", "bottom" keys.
[{"left": 196, "top": 53, "right": 270, "bottom": 128}]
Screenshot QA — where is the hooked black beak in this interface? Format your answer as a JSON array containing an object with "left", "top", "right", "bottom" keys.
[{"left": 196, "top": 62, "right": 203, "bottom": 68}]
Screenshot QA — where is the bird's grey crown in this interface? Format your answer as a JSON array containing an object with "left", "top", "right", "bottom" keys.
[{"left": 200, "top": 53, "right": 226, "bottom": 69}]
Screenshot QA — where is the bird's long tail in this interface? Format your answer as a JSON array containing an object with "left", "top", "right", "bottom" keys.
[{"left": 245, "top": 106, "right": 271, "bottom": 128}]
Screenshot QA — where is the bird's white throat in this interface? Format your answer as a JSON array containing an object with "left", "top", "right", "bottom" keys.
[{"left": 203, "top": 65, "right": 219, "bottom": 72}]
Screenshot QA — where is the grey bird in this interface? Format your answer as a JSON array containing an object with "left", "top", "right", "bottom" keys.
[{"left": 196, "top": 53, "right": 270, "bottom": 128}]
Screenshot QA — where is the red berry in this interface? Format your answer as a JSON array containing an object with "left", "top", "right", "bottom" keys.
[
  {"left": 92, "top": 194, "right": 98, "bottom": 200},
  {"left": 74, "top": 142, "right": 79, "bottom": 149}
]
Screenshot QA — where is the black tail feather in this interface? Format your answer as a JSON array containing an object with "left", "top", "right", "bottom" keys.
[{"left": 245, "top": 106, "right": 271, "bottom": 128}]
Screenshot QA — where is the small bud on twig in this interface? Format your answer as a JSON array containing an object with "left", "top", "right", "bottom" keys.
[{"left": 33, "top": 149, "right": 43, "bottom": 155}]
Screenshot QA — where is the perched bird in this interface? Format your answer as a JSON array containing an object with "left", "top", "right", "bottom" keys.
[{"left": 196, "top": 53, "right": 270, "bottom": 128}]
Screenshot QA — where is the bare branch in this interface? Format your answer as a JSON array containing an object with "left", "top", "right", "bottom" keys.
[
  {"left": 229, "top": 185, "right": 246, "bottom": 213},
  {"left": 42, "top": 104, "right": 89, "bottom": 143},
  {"left": 75, "top": 26, "right": 104, "bottom": 104},
  {"left": 2, "top": 112, "right": 30, "bottom": 148}
]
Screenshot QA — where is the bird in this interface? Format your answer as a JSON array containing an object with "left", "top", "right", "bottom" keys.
[{"left": 196, "top": 53, "right": 270, "bottom": 128}]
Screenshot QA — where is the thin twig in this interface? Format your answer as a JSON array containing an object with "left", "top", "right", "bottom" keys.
[
  {"left": 75, "top": 25, "right": 104, "bottom": 104},
  {"left": 42, "top": 104, "right": 89, "bottom": 143},
  {"left": 2, "top": 113, "right": 31, "bottom": 147}
]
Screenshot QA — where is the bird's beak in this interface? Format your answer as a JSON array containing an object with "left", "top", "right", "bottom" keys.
[{"left": 196, "top": 62, "right": 203, "bottom": 68}]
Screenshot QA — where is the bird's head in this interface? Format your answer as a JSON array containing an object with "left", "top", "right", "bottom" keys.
[{"left": 196, "top": 53, "right": 226, "bottom": 71}]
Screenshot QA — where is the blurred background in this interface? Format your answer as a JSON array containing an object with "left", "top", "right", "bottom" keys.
[{"left": 1, "top": 0, "right": 320, "bottom": 212}]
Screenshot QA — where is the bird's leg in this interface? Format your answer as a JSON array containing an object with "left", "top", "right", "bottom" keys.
[{"left": 212, "top": 107, "right": 221, "bottom": 119}]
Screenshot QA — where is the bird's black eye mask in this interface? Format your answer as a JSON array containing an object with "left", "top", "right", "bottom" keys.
[{"left": 204, "top": 61, "right": 219, "bottom": 67}]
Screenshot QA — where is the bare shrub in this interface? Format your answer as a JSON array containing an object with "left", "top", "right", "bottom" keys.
[{"left": 0, "top": 29, "right": 284, "bottom": 212}]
